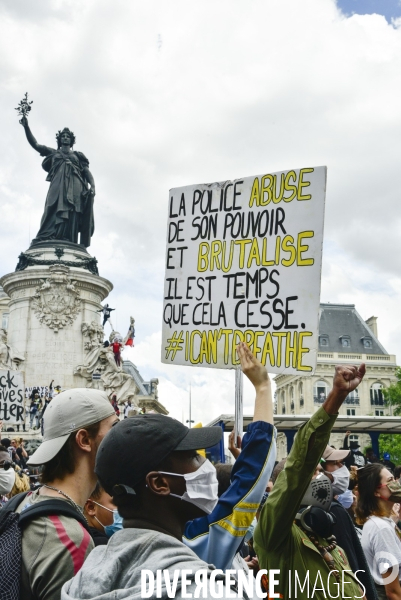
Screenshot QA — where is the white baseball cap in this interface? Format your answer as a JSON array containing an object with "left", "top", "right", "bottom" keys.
[
  {"left": 322, "top": 446, "right": 350, "bottom": 462},
  {"left": 28, "top": 388, "right": 115, "bottom": 466}
]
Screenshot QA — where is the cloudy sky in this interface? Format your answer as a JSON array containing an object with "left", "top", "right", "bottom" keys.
[{"left": 0, "top": 0, "right": 400, "bottom": 425}]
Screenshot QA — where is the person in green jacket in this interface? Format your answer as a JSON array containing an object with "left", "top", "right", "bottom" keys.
[{"left": 254, "top": 363, "right": 367, "bottom": 600}]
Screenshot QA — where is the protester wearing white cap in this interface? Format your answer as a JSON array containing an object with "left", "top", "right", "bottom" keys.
[
  {"left": 15, "top": 388, "right": 118, "bottom": 600},
  {"left": 321, "top": 445, "right": 350, "bottom": 496}
]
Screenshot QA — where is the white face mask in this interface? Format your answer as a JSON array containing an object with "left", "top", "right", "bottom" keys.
[
  {"left": 159, "top": 458, "right": 219, "bottom": 514},
  {"left": 332, "top": 464, "right": 350, "bottom": 495},
  {"left": 0, "top": 467, "right": 16, "bottom": 496}
]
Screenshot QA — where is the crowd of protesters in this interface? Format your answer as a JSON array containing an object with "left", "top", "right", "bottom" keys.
[{"left": 1, "top": 344, "right": 401, "bottom": 599}]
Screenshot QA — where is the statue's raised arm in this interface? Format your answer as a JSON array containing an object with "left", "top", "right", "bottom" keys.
[
  {"left": 16, "top": 97, "right": 96, "bottom": 248},
  {"left": 20, "top": 116, "right": 54, "bottom": 157}
]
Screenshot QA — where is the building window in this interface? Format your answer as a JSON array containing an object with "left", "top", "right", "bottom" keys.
[
  {"left": 375, "top": 410, "right": 384, "bottom": 416},
  {"left": 299, "top": 382, "right": 304, "bottom": 406},
  {"left": 370, "top": 383, "right": 384, "bottom": 406},
  {"left": 340, "top": 336, "right": 350, "bottom": 348},
  {"left": 349, "top": 434, "right": 359, "bottom": 444},
  {"left": 347, "top": 409, "right": 356, "bottom": 416},
  {"left": 280, "top": 391, "right": 286, "bottom": 414},
  {"left": 1, "top": 312, "right": 9, "bottom": 330},
  {"left": 314, "top": 380, "right": 329, "bottom": 404},
  {"left": 362, "top": 337, "right": 372, "bottom": 349},
  {"left": 319, "top": 335, "right": 329, "bottom": 347},
  {"left": 345, "top": 389, "right": 359, "bottom": 405}
]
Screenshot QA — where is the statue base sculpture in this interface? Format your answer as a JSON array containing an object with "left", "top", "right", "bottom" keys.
[
  {"left": 73, "top": 323, "right": 138, "bottom": 404},
  {"left": 16, "top": 240, "right": 99, "bottom": 276},
  {"left": 0, "top": 243, "right": 112, "bottom": 390}
]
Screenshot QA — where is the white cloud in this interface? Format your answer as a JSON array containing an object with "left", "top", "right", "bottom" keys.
[{"left": 0, "top": 0, "right": 400, "bottom": 423}]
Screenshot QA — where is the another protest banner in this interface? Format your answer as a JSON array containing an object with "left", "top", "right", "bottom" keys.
[
  {"left": 0, "top": 369, "right": 25, "bottom": 425},
  {"left": 161, "top": 166, "right": 327, "bottom": 374},
  {"left": 25, "top": 385, "right": 49, "bottom": 398}
]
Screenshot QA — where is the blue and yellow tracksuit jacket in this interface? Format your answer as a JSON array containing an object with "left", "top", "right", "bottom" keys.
[{"left": 183, "top": 420, "right": 276, "bottom": 571}]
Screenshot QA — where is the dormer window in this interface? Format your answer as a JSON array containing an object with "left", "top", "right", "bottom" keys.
[
  {"left": 319, "top": 335, "right": 329, "bottom": 347},
  {"left": 340, "top": 335, "right": 350, "bottom": 348},
  {"left": 361, "top": 336, "right": 372, "bottom": 349}
]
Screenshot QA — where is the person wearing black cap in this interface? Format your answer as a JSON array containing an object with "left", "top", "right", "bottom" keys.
[
  {"left": 61, "top": 391, "right": 243, "bottom": 598},
  {"left": 343, "top": 431, "right": 367, "bottom": 468}
]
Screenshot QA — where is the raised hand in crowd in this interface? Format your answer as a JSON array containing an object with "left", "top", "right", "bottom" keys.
[
  {"left": 237, "top": 341, "right": 273, "bottom": 424},
  {"left": 228, "top": 430, "right": 241, "bottom": 460}
]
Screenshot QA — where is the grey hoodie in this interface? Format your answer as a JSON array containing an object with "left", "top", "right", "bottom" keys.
[{"left": 61, "top": 528, "right": 246, "bottom": 600}]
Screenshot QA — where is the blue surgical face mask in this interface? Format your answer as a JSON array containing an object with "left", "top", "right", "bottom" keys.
[
  {"left": 104, "top": 510, "right": 123, "bottom": 537},
  {"left": 93, "top": 500, "right": 123, "bottom": 537}
]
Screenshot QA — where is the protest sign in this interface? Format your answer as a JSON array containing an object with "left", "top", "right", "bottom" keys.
[
  {"left": 0, "top": 369, "right": 25, "bottom": 424},
  {"left": 25, "top": 385, "right": 49, "bottom": 398},
  {"left": 161, "top": 166, "right": 327, "bottom": 374}
]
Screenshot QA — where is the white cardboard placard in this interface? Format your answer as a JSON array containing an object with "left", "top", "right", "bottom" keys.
[{"left": 162, "top": 166, "right": 326, "bottom": 374}]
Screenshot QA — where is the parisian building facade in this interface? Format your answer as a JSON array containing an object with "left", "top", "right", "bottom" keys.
[{"left": 274, "top": 303, "right": 398, "bottom": 455}]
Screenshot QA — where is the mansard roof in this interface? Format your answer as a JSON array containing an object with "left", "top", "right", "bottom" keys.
[{"left": 318, "top": 303, "right": 387, "bottom": 355}]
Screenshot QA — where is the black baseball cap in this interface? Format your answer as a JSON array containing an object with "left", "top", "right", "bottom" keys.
[{"left": 95, "top": 414, "right": 222, "bottom": 496}]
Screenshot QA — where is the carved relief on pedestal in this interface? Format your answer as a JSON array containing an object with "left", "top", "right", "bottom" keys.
[
  {"left": 74, "top": 322, "right": 138, "bottom": 405},
  {"left": 74, "top": 321, "right": 104, "bottom": 380},
  {"left": 31, "top": 265, "right": 81, "bottom": 333},
  {"left": 0, "top": 328, "right": 25, "bottom": 370}
]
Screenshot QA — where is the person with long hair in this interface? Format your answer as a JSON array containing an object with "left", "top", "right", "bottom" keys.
[{"left": 357, "top": 463, "right": 401, "bottom": 599}]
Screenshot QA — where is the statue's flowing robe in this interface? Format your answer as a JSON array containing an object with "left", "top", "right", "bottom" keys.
[{"left": 33, "top": 148, "right": 94, "bottom": 247}]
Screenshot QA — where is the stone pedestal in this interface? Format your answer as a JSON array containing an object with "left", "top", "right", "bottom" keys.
[{"left": 0, "top": 242, "right": 112, "bottom": 389}]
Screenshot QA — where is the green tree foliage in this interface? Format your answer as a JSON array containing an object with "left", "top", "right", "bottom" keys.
[
  {"left": 377, "top": 368, "right": 401, "bottom": 462},
  {"left": 379, "top": 435, "right": 401, "bottom": 464},
  {"left": 383, "top": 367, "right": 401, "bottom": 415}
]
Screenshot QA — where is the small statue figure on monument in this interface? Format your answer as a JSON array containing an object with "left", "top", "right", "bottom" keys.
[{"left": 17, "top": 93, "right": 96, "bottom": 248}]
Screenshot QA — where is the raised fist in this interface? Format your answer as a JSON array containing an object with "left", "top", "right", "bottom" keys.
[{"left": 333, "top": 364, "right": 366, "bottom": 394}]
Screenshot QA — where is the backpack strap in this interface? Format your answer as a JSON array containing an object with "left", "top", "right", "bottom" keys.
[
  {"left": 18, "top": 499, "right": 91, "bottom": 533},
  {"left": 0, "top": 491, "right": 31, "bottom": 515}
]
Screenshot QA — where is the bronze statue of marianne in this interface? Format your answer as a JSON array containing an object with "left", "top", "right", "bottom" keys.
[{"left": 20, "top": 115, "right": 95, "bottom": 248}]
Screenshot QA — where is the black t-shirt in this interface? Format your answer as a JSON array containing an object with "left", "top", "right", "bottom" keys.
[
  {"left": 342, "top": 436, "right": 366, "bottom": 468},
  {"left": 16, "top": 446, "right": 26, "bottom": 468}
]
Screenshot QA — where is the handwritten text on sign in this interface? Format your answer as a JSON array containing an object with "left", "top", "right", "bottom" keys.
[
  {"left": 161, "top": 167, "right": 326, "bottom": 374},
  {"left": 0, "top": 369, "right": 25, "bottom": 423}
]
